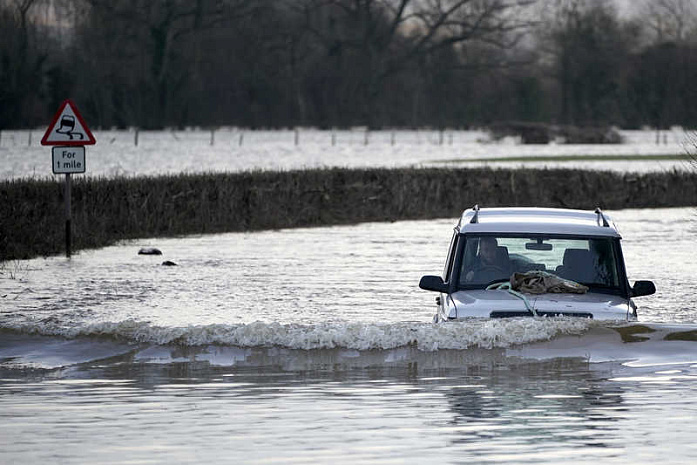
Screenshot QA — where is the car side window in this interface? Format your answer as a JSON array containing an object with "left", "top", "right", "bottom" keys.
[
  {"left": 459, "top": 238, "right": 479, "bottom": 287},
  {"left": 443, "top": 232, "right": 459, "bottom": 282}
]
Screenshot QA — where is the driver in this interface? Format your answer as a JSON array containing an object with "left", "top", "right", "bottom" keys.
[{"left": 465, "top": 237, "right": 510, "bottom": 283}]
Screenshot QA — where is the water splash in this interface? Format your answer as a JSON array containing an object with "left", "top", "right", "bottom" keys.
[{"left": 2, "top": 317, "right": 594, "bottom": 351}]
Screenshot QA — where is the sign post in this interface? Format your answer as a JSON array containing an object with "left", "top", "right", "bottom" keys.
[
  {"left": 41, "top": 99, "right": 96, "bottom": 257},
  {"left": 65, "top": 173, "right": 72, "bottom": 257}
]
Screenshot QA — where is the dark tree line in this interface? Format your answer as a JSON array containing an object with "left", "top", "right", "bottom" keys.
[{"left": 2, "top": 0, "right": 697, "bottom": 130}]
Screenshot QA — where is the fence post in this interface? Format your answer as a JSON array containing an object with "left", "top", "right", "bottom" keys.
[
  {"left": 364, "top": 129, "right": 369, "bottom": 146},
  {"left": 135, "top": 128, "right": 139, "bottom": 146},
  {"left": 210, "top": 128, "right": 215, "bottom": 146},
  {"left": 239, "top": 132, "right": 244, "bottom": 146},
  {"left": 295, "top": 128, "right": 299, "bottom": 146},
  {"left": 331, "top": 129, "right": 336, "bottom": 146},
  {"left": 391, "top": 131, "right": 395, "bottom": 146}
]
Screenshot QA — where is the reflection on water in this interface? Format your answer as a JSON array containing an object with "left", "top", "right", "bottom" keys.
[
  {"left": 3, "top": 353, "right": 697, "bottom": 464},
  {"left": 443, "top": 360, "right": 626, "bottom": 459}
]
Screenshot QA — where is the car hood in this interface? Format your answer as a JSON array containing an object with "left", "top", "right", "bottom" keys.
[{"left": 447, "top": 289, "right": 633, "bottom": 320}]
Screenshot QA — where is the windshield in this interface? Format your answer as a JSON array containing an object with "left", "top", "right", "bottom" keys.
[{"left": 458, "top": 235, "right": 621, "bottom": 291}]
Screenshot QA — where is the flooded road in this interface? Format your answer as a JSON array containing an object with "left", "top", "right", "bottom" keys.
[{"left": 1, "top": 207, "right": 697, "bottom": 464}]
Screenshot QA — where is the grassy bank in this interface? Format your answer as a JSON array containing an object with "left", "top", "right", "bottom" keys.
[{"left": 2, "top": 167, "right": 697, "bottom": 260}]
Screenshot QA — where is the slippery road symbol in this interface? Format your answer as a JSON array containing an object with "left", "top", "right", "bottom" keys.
[
  {"left": 55, "top": 115, "right": 85, "bottom": 140},
  {"left": 41, "top": 99, "right": 96, "bottom": 146}
]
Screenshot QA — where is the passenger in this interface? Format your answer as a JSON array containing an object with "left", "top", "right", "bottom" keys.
[
  {"left": 465, "top": 237, "right": 510, "bottom": 283},
  {"left": 590, "top": 239, "right": 615, "bottom": 285}
]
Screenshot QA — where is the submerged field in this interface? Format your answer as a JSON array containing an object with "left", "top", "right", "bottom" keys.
[
  {"left": 0, "top": 128, "right": 692, "bottom": 179},
  {"left": 2, "top": 167, "right": 697, "bottom": 260}
]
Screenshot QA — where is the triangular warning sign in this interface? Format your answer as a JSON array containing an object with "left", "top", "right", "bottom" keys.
[{"left": 41, "top": 99, "right": 96, "bottom": 146}]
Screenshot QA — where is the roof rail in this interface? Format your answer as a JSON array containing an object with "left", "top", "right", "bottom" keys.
[
  {"left": 470, "top": 204, "right": 480, "bottom": 224},
  {"left": 595, "top": 207, "right": 609, "bottom": 227}
]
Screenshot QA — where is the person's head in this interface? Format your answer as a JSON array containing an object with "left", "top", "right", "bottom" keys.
[{"left": 479, "top": 237, "right": 498, "bottom": 265}]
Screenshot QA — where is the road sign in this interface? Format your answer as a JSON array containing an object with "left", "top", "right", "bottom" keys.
[
  {"left": 52, "top": 146, "right": 86, "bottom": 174},
  {"left": 41, "top": 99, "right": 96, "bottom": 146}
]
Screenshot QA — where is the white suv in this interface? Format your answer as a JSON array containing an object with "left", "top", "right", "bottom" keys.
[{"left": 419, "top": 206, "right": 655, "bottom": 321}]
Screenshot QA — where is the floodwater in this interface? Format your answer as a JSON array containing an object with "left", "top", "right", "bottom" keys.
[
  {"left": 0, "top": 128, "right": 693, "bottom": 179},
  {"left": 2, "top": 207, "right": 697, "bottom": 464}
]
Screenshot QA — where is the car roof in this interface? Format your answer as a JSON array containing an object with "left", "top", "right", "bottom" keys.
[{"left": 456, "top": 206, "right": 621, "bottom": 238}]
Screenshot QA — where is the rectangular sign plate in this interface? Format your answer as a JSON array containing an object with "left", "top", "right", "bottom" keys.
[{"left": 52, "top": 146, "right": 86, "bottom": 174}]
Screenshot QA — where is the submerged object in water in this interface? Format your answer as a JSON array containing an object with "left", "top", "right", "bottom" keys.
[{"left": 138, "top": 247, "right": 162, "bottom": 256}]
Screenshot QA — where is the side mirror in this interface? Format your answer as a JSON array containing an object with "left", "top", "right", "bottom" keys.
[
  {"left": 632, "top": 280, "right": 656, "bottom": 297},
  {"left": 419, "top": 275, "right": 448, "bottom": 293}
]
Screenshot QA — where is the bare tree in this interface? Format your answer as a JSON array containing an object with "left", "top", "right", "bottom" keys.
[
  {"left": 637, "top": 0, "right": 697, "bottom": 45},
  {"left": 72, "top": 0, "right": 256, "bottom": 128},
  {"left": 533, "top": 0, "right": 636, "bottom": 125},
  {"left": 283, "top": 0, "right": 537, "bottom": 127},
  {"left": 0, "top": 0, "right": 50, "bottom": 127}
]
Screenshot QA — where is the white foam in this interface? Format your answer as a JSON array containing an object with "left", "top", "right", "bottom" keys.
[{"left": 1, "top": 318, "right": 594, "bottom": 351}]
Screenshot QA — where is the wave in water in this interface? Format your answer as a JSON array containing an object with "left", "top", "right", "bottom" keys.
[
  {"left": 4, "top": 320, "right": 697, "bottom": 371},
  {"left": 1, "top": 318, "right": 596, "bottom": 351}
]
